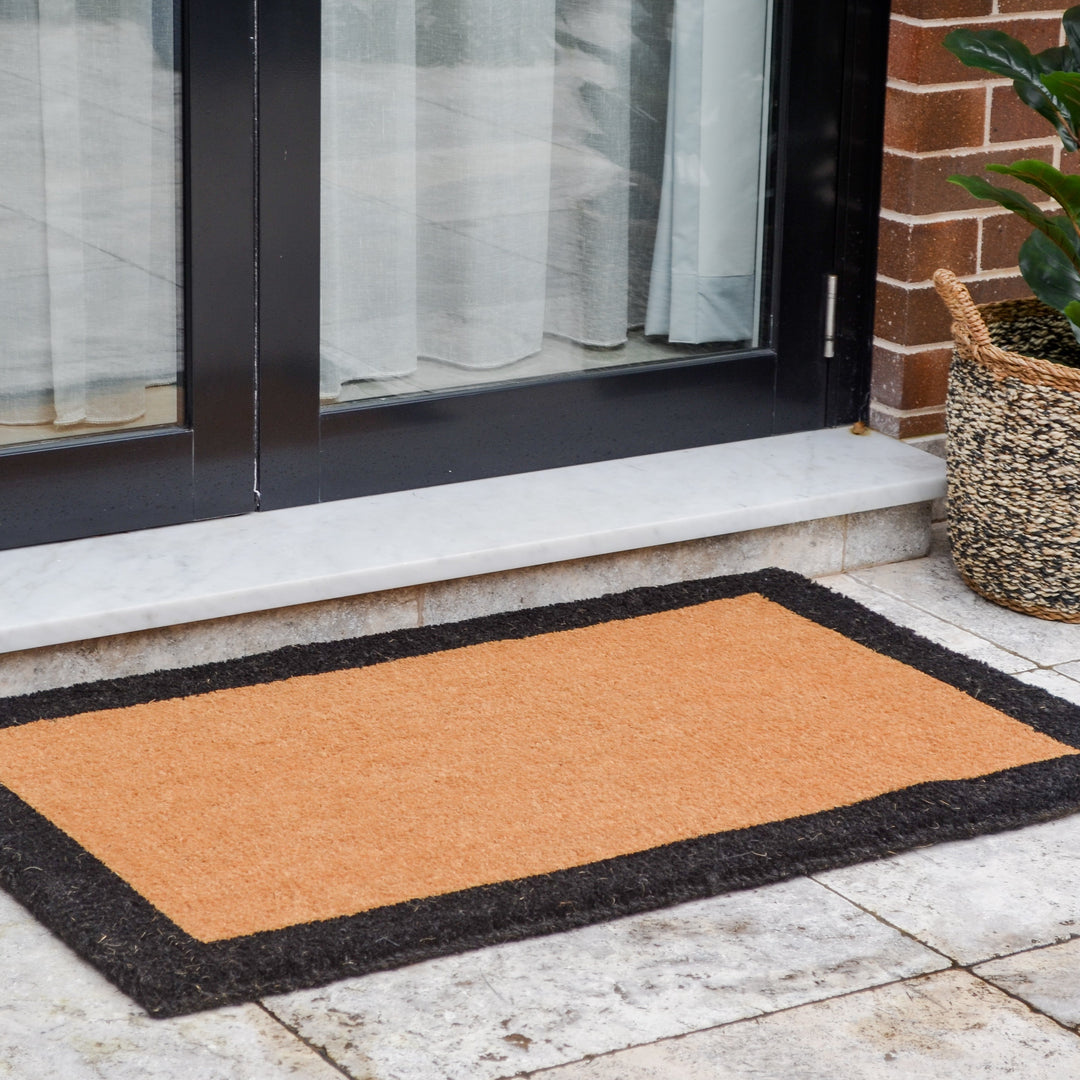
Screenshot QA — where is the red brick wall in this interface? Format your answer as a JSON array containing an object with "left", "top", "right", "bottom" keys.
[{"left": 871, "top": 1, "right": 1066, "bottom": 439}]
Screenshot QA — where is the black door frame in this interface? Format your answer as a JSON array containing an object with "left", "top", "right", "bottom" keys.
[
  {"left": 0, "top": 1, "right": 256, "bottom": 550},
  {"left": 256, "top": 0, "right": 890, "bottom": 510},
  {"left": 0, "top": 0, "right": 889, "bottom": 549}
]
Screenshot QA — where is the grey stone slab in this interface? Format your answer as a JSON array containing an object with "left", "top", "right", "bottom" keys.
[
  {"left": 816, "top": 814, "right": 1080, "bottom": 965},
  {"left": 1055, "top": 658, "right": 1080, "bottom": 684},
  {"left": 0, "top": 894, "right": 338, "bottom": 1080},
  {"left": 1015, "top": 667, "right": 1080, "bottom": 707},
  {"left": 265, "top": 877, "right": 945, "bottom": 1080},
  {"left": 905, "top": 434, "right": 945, "bottom": 460},
  {"left": 849, "top": 537, "right": 1080, "bottom": 668},
  {"left": 420, "top": 517, "right": 850, "bottom": 626},
  {"left": 975, "top": 939, "right": 1080, "bottom": 1030},
  {"left": 534, "top": 970, "right": 1080, "bottom": 1079},
  {"left": 0, "top": 506, "right": 931, "bottom": 693},
  {"left": 842, "top": 502, "right": 931, "bottom": 571},
  {"left": 819, "top": 574, "right": 1034, "bottom": 674},
  {"left": 0, "top": 587, "right": 421, "bottom": 695}
]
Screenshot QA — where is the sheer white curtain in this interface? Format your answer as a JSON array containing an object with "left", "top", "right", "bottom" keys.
[
  {"left": 321, "top": 0, "right": 571, "bottom": 396},
  {"left": 320, "top": 0, "right": 769, "bottom": 401},
  {"left": 645, "top": 0, "right": 768, "bottom": 343},
  {"left": 0, "top": 0, "right": 181, "bottom": 429}
]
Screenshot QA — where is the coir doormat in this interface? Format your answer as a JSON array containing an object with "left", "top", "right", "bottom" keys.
[{"left": 1, "top": 568, "right": 1079, "bottom": 1017}]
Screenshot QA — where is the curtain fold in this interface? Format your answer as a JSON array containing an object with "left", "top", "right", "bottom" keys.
[
  {"left": 543, "top": 0, "right": 631, "bottom": 349},
  {"left": 320, "top": 1, "right": 418, "bottom": 393},
  {"left": 645, "top": 0, "right": 768, "bottom": 344},
  {"left": 0, "top": 0, "right": 181, "bottom": 429},
  {"left": 415, "top": 0, "right": 558, "bottom": 369},
  {"left": 320, "top": 0, "right": 657, "bottom": 399},
  {"left": 321, "top": 0, "right": 769, "bottom": 400}
]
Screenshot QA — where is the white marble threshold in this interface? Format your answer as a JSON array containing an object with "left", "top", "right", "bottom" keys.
[{"left": 0, "top": 427, "right": 944, "bottom": 654}]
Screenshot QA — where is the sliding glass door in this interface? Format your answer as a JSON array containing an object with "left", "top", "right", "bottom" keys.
[
  {"left": 0, "top": 0, "right": 889, "bottom": 548},
  {"left": 319, "top": 0, "right": 770, "bottom": 406},
  {"left": 0, "top": 0, "right": 255, "bottom": 548},
  {"left": 258, "top": 0, "right": 887, "bottom": 508}
]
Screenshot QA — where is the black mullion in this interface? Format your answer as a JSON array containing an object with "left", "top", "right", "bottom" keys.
[
  {"left": 755, "top": 0, "right": 787, "bottom": 364},
  {"left": 771, "top": 0, "right": 890, "bottom": 433},
  {"left": 771, "top": 0, "right": 845, "bottom": 434},
  {"left": 188, "top": 0, "right": 260, "bottom": 519},
  {"left": 826, "top": 0, "right": 890, "bottom": 427},
  {"left": 254, "top": 0, "right": 322, "bottom": 511}
]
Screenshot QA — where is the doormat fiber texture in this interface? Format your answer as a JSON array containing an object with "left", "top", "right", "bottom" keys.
[{"left": 1, "top": 568, "right": 1079, "bottom": 1017}]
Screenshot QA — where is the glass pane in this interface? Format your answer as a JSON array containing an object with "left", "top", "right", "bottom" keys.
[
  {"left": 0, "top": 0, "right": 183, "bottom": 448},
  {"left": 320, "top": 0, "right": 772, "bottom": 407}
]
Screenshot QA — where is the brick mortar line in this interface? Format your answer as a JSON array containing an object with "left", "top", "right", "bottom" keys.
[
  {"left": 870, "top": 402, "right": 947, "bottom": 419},
  {"left": 879, "top": 207, "right": 1046, "bottom": 226},
  {"left": 873, "top": 337, "right": 955, "bottom": 354},
  {"left": 891, "top": 12, "right": 1064, "bottom": 28},
  {"left": 884, "top": 139, "right": 1058, "bottom": 160},
  {"left": 887, "top": 76, "right": 1009, "bottom": 93},
  {"left": 877, "top": 268, "right": 1022, "bottom": 289}
]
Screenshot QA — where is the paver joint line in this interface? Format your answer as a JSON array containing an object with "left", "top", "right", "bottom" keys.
[
  {"left": 966, "top": 967, "right": 1080, "bottom": 1039},
  {"left": 255, "top": 1002, "right": 359, "bottom": 1080}
]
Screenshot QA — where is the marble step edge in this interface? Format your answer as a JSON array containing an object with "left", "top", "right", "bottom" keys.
[
  {"left": 2, "top": 501, "right": 937, "bottom": 697},
  {"left": 0, "top": 427, "right": 945, "bottom": 655}
]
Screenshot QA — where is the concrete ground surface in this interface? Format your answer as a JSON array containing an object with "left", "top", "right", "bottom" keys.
[{"left": 3, "top": 525, "right": 1080, "bottom": 1078}]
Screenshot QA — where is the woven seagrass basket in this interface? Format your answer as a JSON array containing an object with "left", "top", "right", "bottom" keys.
[{"left": 933, "top": 268, "right": 1080, "bottom": 622}]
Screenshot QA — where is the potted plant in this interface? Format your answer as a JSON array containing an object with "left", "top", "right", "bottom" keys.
[{"left": 931, "top": 8, "right": 1080, "bottom": 621}]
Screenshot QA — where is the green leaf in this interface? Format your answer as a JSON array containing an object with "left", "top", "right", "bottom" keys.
[
  {"left": 949, "top": 173, "right": 1080, "bottom": 267},
  {"left": 943, "top": 29, "right": 1077, "bottom": 147},
  {"left": 1065, "top": 7, "right": 1080, "bottom": 69},
  {"left": 1037, "top": 45, "right": 1072, "bottom": 74},
  {"left": 1063, "top": 299, "right": 1080, "bottom": 339},
  {"left": 1064, "top": 302, "right": 1080, "bottom": 346},
  {"left": 1014, "top": 79, "right": 1079, "bottom": 150},
  {"left": 986, "top": 160, "right": 1080, "bottom": 232},
  {"left": 943, "top": 28, "right": 1048, "bottom": 82},
  {"left": 1040, "top": 71, "right": 1080, "bottom": 145},
  {"left": 1019, "top": 229, "right": 1080, "bottom": 314},
  {"left": 1036, "top": 45, "right": 1080, "bottom": 73}
]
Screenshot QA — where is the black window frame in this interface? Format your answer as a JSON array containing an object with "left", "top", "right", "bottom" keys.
[
  {"left": 0, "top": 0, "right": 889, "bottom": 549},
  {"left": 256, "top": 0, "right": 889, "bottom": 509},
  {"left": 0, "top": 0, "right": 256, "bottom": 550}
]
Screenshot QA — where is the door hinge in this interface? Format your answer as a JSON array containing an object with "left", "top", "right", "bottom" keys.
[{"left": 823, "top": 274, "right": 839, "bottom": 359}]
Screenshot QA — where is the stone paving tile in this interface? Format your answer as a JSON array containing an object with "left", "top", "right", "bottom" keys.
[
  {"left": 1015, "top": 667, "right": 1080, "bottom": 707},
  {"left": 847, "top": 538, "right": 1080, "bottom": 668},
  {"left": 819, "top": 574, "right": 1034, "bottom": 674},
  {"left": 975, "top": 939, "right": 1080, "bottom": 1031},
  {"left": 0, "top": 894, "right": 339, "bottom": 1080},
  {"left": 265, "top": 877, "right": 945, "bottom": 1080},
  {"left": 529, "top": 970, "right": 1080, "bottom": 1079},
  {"left": 816, "top": 814, "right": 1080, "bottom": 966},
  {"left": 1053, "top": 658, "right": 1080, "bottom": 684}
]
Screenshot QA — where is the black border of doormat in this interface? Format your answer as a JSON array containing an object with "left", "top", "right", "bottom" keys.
[{"left": 2, "top": 566, "right": 1080, "bottom": 1018}]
